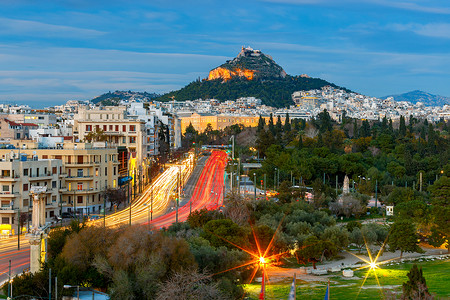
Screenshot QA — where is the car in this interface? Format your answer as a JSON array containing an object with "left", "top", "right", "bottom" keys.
[{"left": 61, "top": 212, "right": 75, "bottom": 219}]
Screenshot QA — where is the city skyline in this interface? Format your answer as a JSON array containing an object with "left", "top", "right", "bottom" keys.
[{"left": 1, "top": 0, "right": 450, "bottom": 107}]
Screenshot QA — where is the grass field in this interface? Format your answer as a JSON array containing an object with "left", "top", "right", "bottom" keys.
[{"left": 244, "top": 258, "right": 450, "bottom": 299}]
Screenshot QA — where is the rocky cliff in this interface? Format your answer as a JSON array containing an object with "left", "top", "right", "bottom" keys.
[{"left": 207, "top": 46, "right": 286, "bottom": 81}]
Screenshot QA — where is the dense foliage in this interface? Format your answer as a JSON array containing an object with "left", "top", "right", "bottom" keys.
[{"left": 155, "top": 76, "right": 347, "bottom": 108}]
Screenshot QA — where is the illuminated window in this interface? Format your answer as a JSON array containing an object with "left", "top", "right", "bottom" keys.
[
  {"left": 113, "top": 180, "right": 116, "bottom": 188},
  {"left": 68, "top": 183, "right": 72, "bottom": 190},
  {"left": 77, "top": 183, "right": 83, "bottom": 190}
]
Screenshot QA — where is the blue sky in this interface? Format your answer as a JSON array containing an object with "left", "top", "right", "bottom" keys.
[{"left": 1, "top": 0, "right": 450, "bottom": 107}]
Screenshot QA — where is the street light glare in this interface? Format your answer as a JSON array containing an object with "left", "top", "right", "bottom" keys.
[
  {"left": 259, "top": 257, "right": 266, "bottom": 264},
  {"left": 369, "top": 262, "right": 377, "bottom": 269}
]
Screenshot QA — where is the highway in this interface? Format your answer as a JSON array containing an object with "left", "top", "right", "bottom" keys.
[{"left": 148, "top": 150, "right": 228, "bottom": 228}]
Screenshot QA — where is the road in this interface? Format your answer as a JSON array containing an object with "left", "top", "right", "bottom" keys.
[
  {"left": 0, "top": 236, "right": 30, "bottom": 285},
  {"left": 0, "top": 151, "right": 228, "bottom": 283},
  {"left": 148, "top": 150, "right": 227, "bottom": 228}
]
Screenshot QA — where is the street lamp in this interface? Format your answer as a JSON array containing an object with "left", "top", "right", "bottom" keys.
[
  {"left": 143, "top": 203, "right": 152, "bottom": 224},
  {"left": 253, "top": 173, "right": 256, "bottom": 201},
  {"left": 63, "top": 284, "right": 80, "bottom": 300}
]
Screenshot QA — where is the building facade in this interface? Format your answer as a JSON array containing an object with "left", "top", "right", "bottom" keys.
[
  {"left": 0, "top": 155, "right": 62, "bottom": 235},
  {"left": 0, "top": 142, "right": 119, "bottom": 219}
]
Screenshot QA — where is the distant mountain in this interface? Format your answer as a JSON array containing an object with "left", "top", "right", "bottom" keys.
[
  {"left": 382, "top": 90, "right": 449, "bottom": 107},
  {"left": 91, "top": 90, "right": 160, "bottom": 105},
  {"left": 156, "top": 46, "right": 348, "bottom": 108}
]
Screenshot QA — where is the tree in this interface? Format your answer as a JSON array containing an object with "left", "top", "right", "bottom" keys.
[
  {"left": 399, "top": 115, "right": 407, "bottom": 137},
  {"left": 268, "top": 113, "right": 275, "bottom": 135},
  {"left": 156, "top": 268, "right": 228, "bottom": 300},
  {"left": 257, "top": 115, "right": 265, "bottom": 133},
  {"left": 284, "top": 113, "right": 291, "bottom": 132},
  {"left": 296, "top": 235, "right": 336, "bottom": 269},
  {"left": 388, "top": 220, "right": 424, "bottom": 258},
  {"left": 84, "top": 128, "right": 107, "bottom": 142},
  {"left": 428, "top": 176, "right": 450, "bottom": 252},
  {"left": 401, "top": 264, "right": 433, "bottom": 300},
  {"left": 201, "top": 219, "right": 248, "bottom": 250},
  {"left": 187, "top": 208, "right": 223, "bottom": 228}
]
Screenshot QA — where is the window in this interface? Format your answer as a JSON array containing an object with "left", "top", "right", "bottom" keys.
[
  {"left": 77, "top": 169, "right": 83, "bottom": 177},
  {"left": 44, "top": 167, "right": 47, "bottom": 175},
  {"left": 113, "top": 167, "right": 116, "bottom": 176},
  {"left": 77, "top": 183, "right": 83, "bottom": 190},
  {"left": 23, "top": 184, "right": 28, "bottom": 191},
  {"left": 50, "top": 211, "right": 54, "bottom": 217},
  {"left": 95, "top": 168, "right": 99, "bottom": 176},
  {"left": 105, "top": 167, "right": 108, "bottom": 176},
  {"left": 23, "top": 168, "right": 28, "bottom": 176},
  {"left": 52, "top": 195, "right": 56, "bottom": 202},
  {"left": 52, "top": 167, "right": 57, "bottom": 174},
  {"left": 52, "top": 181, "right": 56, "bottom": 188},
  {"left": 68, "top": 183, "right": 72, "bottom": 191},
  {"left": 3, "top": 185, "right": 9, "bottom": 192},
  {"left": 1, "top": 217, "right": 9, "bottom": 224},
  {"left": 123, "top": 125, "right": 127, "bottom": 132},
  {"left": 77, "top": 196, "right": 83, "bottom": 204},
  {"left": 36, "top": 168, "right": 39, "bottom": 176},
  {"left": 122, "top": 137, "right": 126, "bottom": 143},
  {"left": 23, "top": 199, "right": 29, "bottom": 207},
  {"left": 130, "top": 125, "right": 136, "bottom": 132},
  {"left": 43, "top": 155, "right": 48, "bottom": 159},
  {"left": 130, "top": 136, "right": 136, "bottom": 143},
  {"left": 113, "top": 179, "right": 116, "bottom": 188},
  {"left": 103, "top": 125, "right": 107, "bottom": 131},
  {"left": 115, "top": 125, "right": 119, "bottom": 131},
  {"left": 86, "top": 125, "right": 92, "bottom": 132}
]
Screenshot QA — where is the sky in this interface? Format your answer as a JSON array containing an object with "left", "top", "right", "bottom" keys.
[{"left": 1, "top": 0, "right": 450, "bottom": 107}]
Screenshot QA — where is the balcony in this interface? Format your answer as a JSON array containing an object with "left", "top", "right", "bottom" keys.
[
  {"left": 59, "top": 173, "right": 68, "bottom": 178},
  {"left": 65, "top": 162, "right": 99, "bottom": 167},
  {"left": 0, "top": 175, "right": 20, "bottom": 182},
  {"left": 0, "top": 206, "right": 15, "bottom": 213},
  {"left": 0, "top": 192, "right": 19, "bottom": 198},
  {"left": 62, "top": 188, "right": 97, "bottom": 195},
  {"left": 65, "top": 175, "right": 94, "bottom": 181},
  {"left": 29, "top": 173, "right": 53, "bottom": 181}
]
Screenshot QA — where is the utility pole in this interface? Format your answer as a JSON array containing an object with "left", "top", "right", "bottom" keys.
[
  {"left": 49, "top": 268, "right": 52, "bottom": 300},
  {"left": 8, "top": 260, "right": 11, "bottom": 299},
  {"left": 336, "top": 175, "right": 338, "bottom": 195},
  {"left": 264, "top": 173, "right": 266, "bottom": 197},
  {"left": 254, "top": 173, "right": 256, "bottom": 201},
  {"left": 17, "top": 209, "right": 20, "bottom": 250},
  {"left": 274, "top": 168, "right": 276, "bottom": 191},
  {"left": 103, "top": 193, "right": 106, "bottom": 228},
  {"left": 176, "top": 166, "right": 180, "bottom": 223},
  {"left": 419, "top": 172, "right": 423, "bottom": 192},
  {"left": 129, "top": 181, "right": 132, "bottom": 226},
  {"left": 55, "top": 277, "right": 58, "bottom": 300},
  {"left": 151, "top": 183, "right": 153, "bottom": 221},
  {"left": 375, "top": 179, "right": 378, "bottom": 209}
]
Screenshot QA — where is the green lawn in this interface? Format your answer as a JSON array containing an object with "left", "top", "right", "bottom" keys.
[{"left": 244, "top": 259, "right": 450, "bottom": 299}]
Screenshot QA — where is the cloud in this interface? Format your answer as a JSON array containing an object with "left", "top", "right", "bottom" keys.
[
  {"left": 389, "top": 23, "right": 450, "bottom": 39},
  {"left": 260, "top": 0, "right": 450, "bottom": 14},
  {"left": 0, "top": 17, "right": 105, "bottom": 38}
]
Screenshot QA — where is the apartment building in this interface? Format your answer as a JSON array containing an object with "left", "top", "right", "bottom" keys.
[
  {"left": 73, "top": 106, "right": 148, "bottom": 165},
  {"left": 0, "top": 155, "right": 62, "bottom": 235},
  {"left": 7, "top": 113, "right": 57, "bottom": 128},
  {"left": 0, "top": 118, "right": 38, "bottom": 139},
  {"left": 0, "top": 142, "right": 119, "bottom": 217}
]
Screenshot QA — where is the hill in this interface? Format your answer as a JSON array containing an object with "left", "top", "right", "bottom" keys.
[
  {"left": 156, "top": 46, "right": 346, "bottom": 108},
  {"left": 383, "top": 90, "right": 449, "bottom": 107},
  {"left": 91, "top": 90, "right": 160, "bottom": 105}
]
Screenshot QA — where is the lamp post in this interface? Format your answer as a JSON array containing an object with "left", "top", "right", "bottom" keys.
[
  {"left": 274, "top": 168, "right": 277, "bottom": 191},
  {"left": 253, "top": 173, "right": 256, "bottom": 201},
  {"left": 143, "top": 203, "right": 151, "bottom": 224},
  {"left": 63, "top": 284, "right": 80, "bottom": 300}
]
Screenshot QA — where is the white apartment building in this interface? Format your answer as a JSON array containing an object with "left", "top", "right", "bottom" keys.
[
  {"left": 0, "top": 155, "right": 62, "bottom": 235},
  {"left": 73, "top": 106, "right": 149, "bottom": 165}
]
